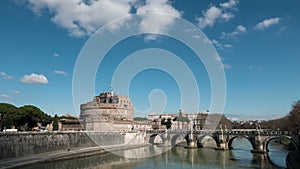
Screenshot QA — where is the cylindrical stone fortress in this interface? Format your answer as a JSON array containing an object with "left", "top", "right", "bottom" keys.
[{"left": 80, "top": 91, "right": 134, "bottom": 131}]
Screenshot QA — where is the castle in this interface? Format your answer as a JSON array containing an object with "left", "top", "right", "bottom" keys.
[
  {"left": 80, "top": 90, "right": 134, "bottom": 131},
  {"left": 80, "top": 90, "right": 211, "bottom": 132}
]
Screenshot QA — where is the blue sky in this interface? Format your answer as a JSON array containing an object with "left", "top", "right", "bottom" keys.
[{"left": 0, "top": 0, "right": 299, "bottom": 120}]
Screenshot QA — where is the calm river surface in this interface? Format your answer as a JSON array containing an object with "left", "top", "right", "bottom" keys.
[{"left": 20, "top": 138, "right": 289, "bottom": 169}]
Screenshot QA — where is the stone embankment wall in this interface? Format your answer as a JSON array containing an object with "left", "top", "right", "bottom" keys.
[{"left": 0, "top": 131, "right": 125, "bottom": 159}]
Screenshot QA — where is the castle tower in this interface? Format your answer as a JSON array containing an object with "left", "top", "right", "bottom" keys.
[{"left": 80, "top": 91, "right": 134, "bottom": 131}]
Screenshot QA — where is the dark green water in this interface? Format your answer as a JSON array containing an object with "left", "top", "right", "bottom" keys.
[{"left": 20, "top": 138, "right": 289, "bottom": 169}]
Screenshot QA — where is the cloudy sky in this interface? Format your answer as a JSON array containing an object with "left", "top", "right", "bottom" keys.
[{"left": 0, "top": 0, "right": 299, "bottom": 120}]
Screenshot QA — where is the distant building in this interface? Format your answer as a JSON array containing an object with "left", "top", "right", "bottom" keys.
[
  {"left": 132, "top": 120, "right": 152, "bottom": 131},
  {"left": 147, "top": 109, "right": 209, "bottom": 130},
  {"left": 59, "top": 119, "right": 82, "bottom": 131},
  {"left": 80, "top": 90, "right": 134, "bottom": 131},
  {"left": 194, "top": 112, "right": 209, "bottom": 130}
]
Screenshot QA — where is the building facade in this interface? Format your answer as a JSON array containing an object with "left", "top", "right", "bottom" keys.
[
  {"left": 58, "top": 119, "right": 82, "bottom": 131},
  {"left": 147, "top": 109, "right": 209, "bottom": 130}
]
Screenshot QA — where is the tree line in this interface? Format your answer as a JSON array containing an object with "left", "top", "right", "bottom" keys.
[
  {"left": 231, "top": 100, "right": 300, "bottom": 131},
  {"left": 260, "top": 100, "right": 300, "bottom": 131},
  {"left": 0, "top": 103, "right": 53, "bottom": 131},
  {"left": 0, "top": 103, "right": 77, "bottom": 131}
]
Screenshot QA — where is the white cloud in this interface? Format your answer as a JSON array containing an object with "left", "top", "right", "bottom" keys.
[
  {"left": 192, "top": 35, "right": 201, "bottom": 39},
  {"left": 137, "top": 0, "right": 181, "bottom": 36},
  {"left": 202, "top": 38, "right": 210, "bottom": 44},
  {"left": 211, "top": 39, "right": 221, "bottom": 46},
  {"left": 197, "top": 0, "right": 238, "bottom": 29},
  {"left": 254, "top": 17, "right": 281, "bottom": 31},
  {"left": 213, "top": 54, "right": 222, "bottom": 62},
  {"left": 52, "top": 53, "right": 59, "bottom": 57},
  {"left": 221, "top": 25, "right": 247, "bottom": 39},
  {"left": 212, "top": 54, "right": 231, "bottom": 70},
  {"left": 277, "top": 26, "right": 287, "bottom": 35},
  {"left": 21, "top": 73, "right": 49, "bottom": 84},
  {"left": 222, "top": 63, "right": 231, "bottom": 69},
  {"left": 223, "top": 44, "right": 233, "bottom": 48},
  {"left": 220, "top": 0, "right": 238, "bottom": 9},
  {"left": 54, "top": 70, "right": 67, "bottom": 76},
  {"left": 12, "top": 90, "right": 21, "bottom": 94},
  {"left": 0, "top": 72, "right": 14, "bottom": 80},
  {"left": 236, "top": 25, "right": 246, "bottom": 32},
  {"left": 0, "top": 94, "right": 10, "bottom": 101},
  {"left": 211, "top": 39, "right": 233, "bottom": 49},
  {"left": 28, "top": 0, "right": 137, "bottom": 37},
  {"left": 197, "top": 6, "right": 222, "bottom": 29},
  {"left": 26, "top": 0, "right": 181, "bottom": 38}
]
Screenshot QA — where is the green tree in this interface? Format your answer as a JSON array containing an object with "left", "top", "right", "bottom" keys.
[
  {"left": 0, "top": 103, "right": 53, "bottom": 131},
  {"left": 0, "top": 103, "right": 18, "bottom": 130},
  {"left": 289, "top": 100, "right": 300, "bottom": 131},
  {"left": 161, "top": 118, "right": 172, "bottom": 129},
  {"left": 59, "top": 115, "right": 77, "bottom": 120},
  {"left": 17, "top": 105, "right": 47, "bottom": 130},
  {"left": 52, "top": 114, "right": 59, "bottom": 131}
]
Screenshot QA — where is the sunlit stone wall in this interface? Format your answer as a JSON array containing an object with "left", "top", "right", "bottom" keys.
[{"left": 0, "top": 131, "right": 125, "bottom": 159}]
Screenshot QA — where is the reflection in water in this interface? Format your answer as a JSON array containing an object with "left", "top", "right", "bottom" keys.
[
  {"left": 231, "top": 137, "right": 288, "bottom": 169},
  {"left": 21, "top": 139, "right": 289, "bottom": 169},
  {"left": 230, "top": 137, "right": 255, "bottom": 168},
  {"left": 268, "top": 139, "right": 289, "bottom": 168}
]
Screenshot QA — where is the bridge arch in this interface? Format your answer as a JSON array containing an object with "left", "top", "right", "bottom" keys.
[
  {"left": 228, "top": 135, "right": 254, "bottom": 150},
  {"left": 171, "top": 134, "right": 185, "bottom": 147},
  {"left": 149, "top": 134, "right": 164, "bottom": 145},
  {"left": 264, "top": 136, "right": 297, "bottom": 152},
  {"left": 197, "top": 135, "right": 218, "bottom": 148}
]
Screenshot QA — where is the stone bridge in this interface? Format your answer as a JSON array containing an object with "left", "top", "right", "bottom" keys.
[{"left": 146, "top": 129, "right": 299, "bottom": 153}]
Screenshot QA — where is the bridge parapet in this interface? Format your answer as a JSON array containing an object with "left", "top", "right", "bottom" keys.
[{"left": 146, "top": 129, "right": 293, "bottom": 136}]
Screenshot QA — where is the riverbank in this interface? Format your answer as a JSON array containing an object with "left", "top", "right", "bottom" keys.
[{"left": 0, "top": 143, "right": 148, "bottom": 169}]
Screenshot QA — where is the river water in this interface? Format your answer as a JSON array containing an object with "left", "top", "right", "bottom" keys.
[{"left": 20, "top": 138, "right": 289, "bottom": 169}]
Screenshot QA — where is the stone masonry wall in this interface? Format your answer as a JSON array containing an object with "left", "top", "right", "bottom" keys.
[{"left": 0, "top": 131, "right": 125, "bottom": 159}]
